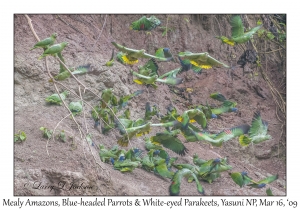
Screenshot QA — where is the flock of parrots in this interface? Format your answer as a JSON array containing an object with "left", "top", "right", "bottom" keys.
[{"left": 31, "top": 15, "right": 277, "bottom": 195}]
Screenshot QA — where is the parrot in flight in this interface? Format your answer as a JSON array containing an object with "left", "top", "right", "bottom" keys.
[
  {"left": 38, "top": 42, "right": 68, "bottom": 60},
  {"left": 150, "top": 129, "right": 188, "bottom": 156},
  {"left": 239, "top": 111, "right": 272, "bottom": 146},
  {"left": 155, "top": 48, "right": 174, "bottom": 61},
  {"left": 247, "top": 174, "right": 278, "bottom": 189},
  {"left": 130, "top": 15, "right": 161, "bottom": 31},
  {"left": 118, "top": 89, "right": 144, "bottom": 109},
  {"left": 210, "top": 92, "right": 238, "bottom": 115},
  {"left": 178, "top": 108, "right": 207, "bottom": 130},
  {"left": 112, "top": 42, "right": 172, "bottom": 65},
  {"left": 213, "top": 124, "right": 250, "bottom": 143},
  {"left": 30, "top": 33, "right": 57, "bottom": 50},
  {"left": 178, "top": 51, "right": 229, "bottom": 69},
  {"left": 138, "top": 58, "right": 159, "bottom": 77},
  {"left": 45, "top": 90, "right": 69, "bottom": 105},
  {"left": 216, "top": 15, "right": 262, "bottom": 46}
]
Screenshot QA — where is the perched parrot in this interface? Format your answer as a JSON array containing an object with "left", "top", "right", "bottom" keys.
[
  {"left": 239, "top": 111, "right": 272, "bottom": 146},
  {"left": 57, "top": 52, "right": 67, "bottom": 73},
  {"left": 113, "top": 159, "right": 141, "bottom": 172},
  {"left": 169, "top": 168, "right": 204, "bottom": 196},
  {"left": 215, "top": 15, "right": 262, "bottom": 46},
  {"left": 230, "top": 171, "right": 254, "bottom": 188},
  {"left": 130, "top": 16, "right": 161, "bottom": 31},
  {"left": 72, "top": 64, "right": 92, "bottom": 75},
  {"left": 193, "top": 154, "right": 207, "bottom": 167},
  {"left": 247, "top": 174, "right": 278, "bottom": 189},
  {"left": 103, "top": 49, "right": 114, "bottom": 66},
  {"left": 91, "top": 105, "right": 101, "bottom": 128},
  {"left": 54, "top": 70, "right": 71, "bottom": 81},
  {"left": 138, "top": 58, "right": 159, "bottom": 77},
  {"left": 211, "top": 100, "right": 238, "bottom": 115},
  {"left": 30, "top": 33, "right": 57, "bottom": 50},
  {"left": 144, "top": 102, "right": 159, "bottom": 121},
  {"left": 69, "top": 101, "right": 83, "bottom": 116},
  {"left": 125, "top": 148, "right": 143, "bottom": 161},
  {"left": 213, "top": 124, "right": 250, "bottom": 143},
  {"left": 99, "top": 144, "right": 118, "bottom": 162},
  {"left": 119, "top": 108, "right": 131, "bottom": 119},
  {"left": 101, "top": 88, "right": 113, "bottom": 108},
  {"left": 45, "top": 90, "right": 69, "bottom": 105},
  {"left": 118, "top": 89, "right": 144, "bottom": 109},
  {"left": 141, "top": 150, "right": 156, "bottom": 171},
  {"left": 178, "top": 51, "right": 229, "bottom": 69},
  {"left": 144, "top": 137, "right": 164, "bottom": 151},
  {"left": 155, "top": 48, "right": 174, "bottom": 61},
  {"left": 111, "top": 42, "right": 172, "bottom": 65},
  {"left": 154, "top": 158, "right": 174, "bottom": 179},
  {"left": 38, "top": 42, "right": 68, "bottom": 60},
  {"left": 150, "top": 129, "right": 188, "bottom": 156},
  {"left": 210, "top": 92, "right": 227, "bottom": 102}
]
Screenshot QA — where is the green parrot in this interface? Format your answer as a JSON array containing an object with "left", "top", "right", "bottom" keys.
[
  {"left": 178, "top": 108, "right": 207, "bottom": 130},
  {"left": 213, "top": 124, "right": 250, "bottom": 143},
  {"left": 230, "top": 171, "right": 254, "bottom": 188},
  {"left": 54, "top": 70, "right": 71, "bottom": 81},
  {"left": 154, "top": 158, "right": 174, "bottom": 179},
  {"left": 211, "top": 100, "right": 238, "bottom": 115},
  {"left": 138, "top": 58, "right": 159, "bottom": 76},
  {"left": 266, "top": 188, "right": 274, "bottom": 196},
  {"left": 57, "top": 52, "right": 67, "bottom": 73},
  {"left": 141, "top": 149, "right": 156, "bottom": 171},
  {"left": 193, "top": 154, "right": 207, "bottom": 167},
  {"left": 131, "top": 70, "right": 183, "bottom": 87},
  {"left": 239, "top": 111, "right": 272, "bottom": 146},
  {"left": 178, "top": 51, "right": 229, "bottom": 69},
  {"left": 30, "top": 33, "right": 57, "bottom": 50},
  {"left": 169, "top": 168, "right": 204, "bottom": 196},
  {"left": 189, "top": 129, "right": 224, "bottom": 147},
  {"left": 215, "top": 15, "right": 262, "bottom": 46},
  {"left": 45, "top": 90, "right": 69, "bottom": 105},
  {"left": 103, "top": 49, "right": 114, "bottom": 66},
  {"left": 130, "top": 15, "right": 161, "bottom": 31},
  {"left": 125, "top": 148, "right": 143, "bottom": 162},
  {"left": 144, "top": 102, "right": 159, "bottom": 121},
  {"left": 177, "top": 56, "right": 203, "bottom": 74},
  {"left": 69, "top": 101, "right": 83, "bottom": 116},
  {"left": 91, "top": 105, "right": 101, "bottom": 128},
  {"left": 99, "top": 144, "right": 118, "bottom": 162},
  {"left": 72, "top": 64, "right": 92, "bottom": 75},
  {"left": 210, "top": 92, "right": 227, "bottom": 102},
  {"left": 150, "top": 129, "right": 188, "bottom": 156},
  {"left": 113, "top": 159, "right": 141, "bottom": 172},
  {"left": 247, "top": 174, "right": 278, "bottom": 189},
  {"left": 158, "top": 68, "right": 181, "bottom": 79},
  {"left": 111, "top": 42, "right": 172, "bottom": 65},
  {"left": 145, "top": 137, "right": 164, "bottom": 151},
  {"left": 118, "top": 89, "right": 144, "bottom": 109},
  {"left": 117, "top": 122, "right": 151, "bottom": 147},
  {"left": 155, "top": 48, "right": 174, "bottom": 61},
  {"left": 119, "top": 108, "right": 131, "bottom": 119},
  {"left": 101, "top": 88, "right": 113, "bottom": 108},
  {"left": 38, "top": 42, "right": 68, "bottom": 60}
]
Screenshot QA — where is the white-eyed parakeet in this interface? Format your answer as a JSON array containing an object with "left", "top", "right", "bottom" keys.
[{"left": 38, "top": 42, "right": 68, "bottom": 60}]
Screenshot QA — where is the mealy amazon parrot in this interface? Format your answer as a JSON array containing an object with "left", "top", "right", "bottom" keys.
[
  {"left": 130, "top": 15, "right": 161, "bottom": 31},
  {"left": 230, "top": 171, "right": 254, "bottom": 188},
  {"left": 38, "top": 42, "right": 68, "bottom": 60},
  {"left": 72, "top": 64, "right": 92, "bottom": 75},
  {"left": 215, "top": 15, "right": 262, "bottom": 46},
  {"left": 30, "top": 33, "right": 57, "bottom": 50},
  {"left": 45, "top": 90, "right": 69, "bottom": 105},
  {"left": 103, "top": 49, "right": 114, "bottom": 66},
  {"left": 111, "top": 42, "right": 172, "bottom": 65},
  {"left": 213, "top": 124, "right": 250, "bottom": 143},
  {"left": 247, "top": 174, "right": 278, "bottom": 189},
  {"left": 138, "top": 58, "right": 159, "bottom": 77},
  {"left": 178, "top": 51, "right": 229, "bottom": 69},
  {"left": 118, "top": 89, "right": 144, "bottom": 109},
  {"left": 69, "top": 101, "right": 83, "bottom": 116},
  {"left": 239, "top": 111, "right": 272, "bottom": 146},
  {"left": 101, "top": 88, "right": 114, "bottom": 108},
  {"left": 150, "top": 129, "right": 188, "bottom": 156},
  {"left": 169, "top": 168, "right": 204, "bottom": 196}
]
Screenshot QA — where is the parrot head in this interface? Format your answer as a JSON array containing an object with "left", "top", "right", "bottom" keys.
[
  {"left": 163, "top": 48, "right": 170, "bottom": 53},
  {"left": 153, "top": 150, "right": 160, "bottom": 155},
  {"left": 213, "top": 158, "right": 221, "bottom": 163},
  {"left": 241, "top": 171, "right": 248, "bottom": 176},
  {"left": 231, "top": 107, "right": 238, "bottom": 112},
  {"left": 110, "top": 157, "right": 115, "bottom": 165},
  {"left": 211, "top": 114, "right": 217, "bottom": 119},
  {"left": 257, "top": 183, "right": 266, "bottom": 188},
  {"left": 51, "top": 33, "right": 58, "bottom": 38}
]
